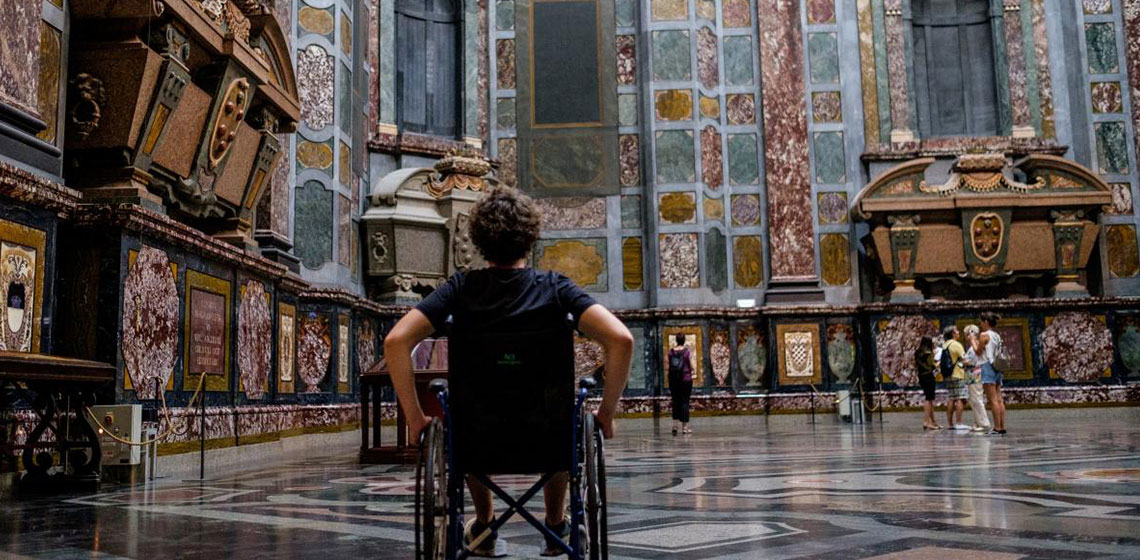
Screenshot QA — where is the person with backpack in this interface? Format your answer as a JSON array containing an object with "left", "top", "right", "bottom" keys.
[
  {"left": 975, "top": 312, "right": 1008, "bottom": 435},
  {"left": 667, "top": 333, "right": 694, "bottom": 436},
  {"left": 914, "top": 336, "right": 941, "bottom": 430},
  {"left": 940, "top": 325, "right": 968, "bottom": 430}
]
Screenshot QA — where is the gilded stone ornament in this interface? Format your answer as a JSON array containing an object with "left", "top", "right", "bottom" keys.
[
  {"left": 776, "top": 323, "right": 821, "bottom": 385},
  {"left": 208, "top": 78, "right": 251, "bottom": 169},
  {"left": 0, "top": 245, "right": 36, "bottom": 353}
]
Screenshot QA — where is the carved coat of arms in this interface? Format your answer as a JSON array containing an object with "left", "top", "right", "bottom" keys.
[{"left": 970, "top": 213, "right": 1003, "bottom": 262}]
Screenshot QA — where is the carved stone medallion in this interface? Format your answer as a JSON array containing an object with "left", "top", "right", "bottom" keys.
[{"left": 970, "top": 212, "right": 1003, "bottom": 262}]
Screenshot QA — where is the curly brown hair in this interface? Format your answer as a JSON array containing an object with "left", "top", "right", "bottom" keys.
[{"left": 469, "top": 186, "right": 542, "bottom": 265}]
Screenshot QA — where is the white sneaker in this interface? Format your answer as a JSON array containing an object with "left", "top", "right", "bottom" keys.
[{"left": 953, "top": 424, "right": 970, "bottom": 431}]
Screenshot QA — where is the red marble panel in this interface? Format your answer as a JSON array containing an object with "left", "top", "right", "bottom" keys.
[
  {"left": 807, "top": 0, "right": 835, "bottom": 24},
  {"left": 700, "top": 126, "right": 723, "bottom": 190},
  {"left": 697, "top": 27, "right": 719, "bottom": 90},
  {"left": 617, "top": 35, "right": 637, "bottom": 86},
  {"left": 478, "top": 0, "right": 489, "bottom": 139},
  {"left": 1032, "top": 0, "right": 1055, "bottom": 137},
  {"left": 238, "top": 280, "right": 271, "bottom": 400},
  {"left": 1004, "top": 0, "right": 1031, "bottom": 129},
  {"left": 883, "top": 0, "right": 909, "bottom": 135},
  {"left": 758, "top": 0, "right": 815, "bottom": 280},
  {"left": 0, "top": 0, "right": 43, "bottom": 115},
  {"left": 620, "top": 134, "right": 640, "bottom": 186},
  {"left": 496, "top": 39, "right": 516, "bottom": 89}
]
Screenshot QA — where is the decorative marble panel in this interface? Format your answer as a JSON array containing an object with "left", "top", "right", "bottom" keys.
[
  {"left": 496, "top": 39, "right": 516, "bottom": 89},
  {"left": 723, "top": 0, "right": 752, "bottom": 27},
  {"left": 730, "top": 194, "right": 761, "bottom": 226},
  {"left": 298, "top": 44, "right": 334, "bottom": 130},
  {"left": 35, "top": 23, "right": 60, "bottom": 143},
  {"left": 820, "top": 233, "right": 851, "bottom": 286},
  {"left": 1086, "top": 23, "right": 1119, "bottom": 74},
  {"left": 726, "top": 94, "right": 756, "bottom": 125},
  {"left": 775, "top": 323, "right": 821, "bottom": 386},
  {"left": 807, "top": 33, "right": 839, "bottom": 84},
  {"left": 736, "top": 324, "right": 767, "bottom": 387},
  {"left": 616, "top": 0, "right": 636, "bottom": 26},
  {"left": 238, "top": 280, "right": 271, "bottom": 400},
  {"left": 732, "top": 236, "right": 764, "bottom": 288},
  {"left": 661, "top": 325, "right": 703, "bottom": 386},
  {"left": 617, "top": 35, "right": 637, "bottom": 85},
  {"left": 655, "top": 130, "right": 695, "bottom": 183},
  {"left": 727, "top": 134, "right": 759, "bottom": 185},
  {"left": 259, "top": 133, "right": 292, "bottom": 236},
  {"left": 297, "top": 312, "right": 331, "bottom": 393},
  {"left": 703, "top": 197, "right": 724, "bottom": 221},
  {"left": 340, "top": 12, "right": 352, "bottom": 55},
  {"left": 338, "top": 195, "right": 352, "bottom": 266},
  {"left": 723, "top": 36, "right": 754, "bottom": 86},
  {"left": 813, "top": 131, "right": 846, "bottom": 184},
  {"left": 536, "top": 197, "right": 608, "bottom": 230},
  {"left": 1095, "top": 122, "right": 1129, "bottom": 174},
  {"left": 297, "top": 140, "right": 334, "bottom": 170},
  {"left": 709, "top": 327, "right": 731, "bottom": 385},
  {"left": 1032, "top": 0, "right": 1055, "bottom": 137},
  {"left": 697, "top": 0, "right": 717, "bottom": 20},
  {"left": 652, "top": 31, "right": 691, "bottom": 81},
  {"left": 817, "top": 192, "right": 848, "bottom": 224},
  {"left": 706, "top": 229, "right": 727, "bottom": 293},
  {"left": 1085, "top": 0, "right": 1112, "bottom": 13},
  {"left": 122, "top": 246, "right": 178, "bottom": 399},
  {"left": 357, "top": 319, "right": 378, "bottom": 373},
  {"left": 1106, "top": 225, "right": 1140, "bottom": 278},
  {"left": 498, "top": 138, "right": 517, "bottom": 186},
  {"left": 1003, "top": 1, "right": 1030, "bottom": 129},
  {"left": 619, "top": 94, "right": 638, "bottom": 125},
  {"left": 622, "top": 237, "right": 643, "bottom": 290},
  {"left": 1107, "top": 183, "right": 1133, "bottom": 215},
  {"left": 497, "top": 98, "right": 516, "bottom": 129},
  {"left": 299, "top": 6, "right": 334, "bottom": 35},
  {"left": 496, "top": 0, "right": 515, "bottom": 30},
  {"left": 1041, "top": 312, "right": 1113, "bottom": 382},
  {"left": 621, "top": 195, "right": 643, "bottom": 228},
  {"left": 759, "top": 0, "right": 815, "bottom": 280},
  {"left": 278, "top": 303, "right": 295, "bottom": 393},
  {"left": 652, "top": 0, "right": 688, "bottom": 20},
  {"left": 1091, "top": 82, "right": 1123, "bottom": 113},
  {"left": 338, "top": 141, "right": 352, "bottom": 188},
  {"left": 620, "top": 134, "right": 641, "bottom": 186},
  {"left": 807, "top": 0, "right": 836, "bottom": 24},
  {"left": 874, "top": 315, "right": 938, "bottom": 387},
  {"left": 535, "top": 238, "right": 608, "bottom": 290},
  {"left": 655, "top": 89, "right": 693, "bottom": 121},
  {"left": 295, "top": 180, "right": 334, "bottom": 270},
  {"left": 659, "top": 233, "right": 700, "bottom": 288},
  {"left": 699, "top": 95, "right": 720, "bottom": 119},
  {"left": 697, "top": 27, "right": 719, "bottom": 89},
  {"left": 701, "top": 126, "right": 723, "bottom": 190},
  {"left": 826, "top": 323, "right": 856, "bottom": 383},
  {"left": 659, "top": 191, "right": 697, "bottom": 224},
  {"left": 811, "top": 91, "right": 842, "bottom": 123}
]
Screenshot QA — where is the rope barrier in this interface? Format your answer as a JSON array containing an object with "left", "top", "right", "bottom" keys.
[{"left": 83, "top": 372, "right": 208, "bottom": 447}]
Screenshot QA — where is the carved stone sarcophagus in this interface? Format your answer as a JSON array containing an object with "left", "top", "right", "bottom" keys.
[
  {"left": 64, "top": 0, "right": 299, "bottom": 249},
  {"left": 853, "top": 153, "right": 1113, "bottom": 300}
]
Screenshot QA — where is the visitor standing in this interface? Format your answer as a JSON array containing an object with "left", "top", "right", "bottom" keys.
[
  {"left": 940, "top": 325, "right": 968, "bottom": 430},
  {"left": 914, "top": 336, "right": 941, "bottom": 430},
  {"left": 976, "top": 312, "right": 1008, "bottom": 435},
  {"left": 962, "top": 325, "right": 992, "bottom": 433},
  {"left": 667, "top": 333, "right": 694, "bottom": 436}
]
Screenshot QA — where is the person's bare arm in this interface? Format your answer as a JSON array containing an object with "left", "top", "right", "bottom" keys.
[
  {"left": 976, "top": 332, "right": 990, "bottom": 355},
  {"left": 577, "top": 304, "right": 634, "bottom": 439},
  {"left": 383, "top": 309, "right": 438, "bottom": 442}
]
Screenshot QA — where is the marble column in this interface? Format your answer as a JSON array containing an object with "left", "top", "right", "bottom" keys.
[
  {"left": 882, "top": 0, "right": 911, "bottom": 142},
  {"left": 758, "top": 0, "right": 817, "bottom": 283}
]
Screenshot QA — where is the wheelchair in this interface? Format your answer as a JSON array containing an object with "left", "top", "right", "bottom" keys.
[{"left": 414, "top": 322, "right": 609, "bottom": 560}]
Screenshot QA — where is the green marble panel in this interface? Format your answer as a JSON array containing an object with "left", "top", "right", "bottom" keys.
[
  {"left": 655, "top": 130, "right": 695, "bottom": 183},
  {"left": 616, "top": 0, "right": 636, "bottom": 27},
  {"left": 338, "top": 62, "right": 351, "bottom": 133},
  {"left": 295, "top": 180, "right": 334, "bottom": 270},
  {"left": 465, "top": 0, "right": 479, "bottom": 136},
  {"left": 652, "top": 30, "right": 692, "bottom": 81},
  {"left": 621, "top": 194, "right": 642, "bottom": 228},
  {"left": 813, "top": 131, "right": 845, "bottom": 184},
  {"left": 496, "top": 0, "right": 515, "bottom": 30},
  {"left": 1095, "top": 121, "right": 1129, "bottom": 174},
  {"left": 808, "top": 32, "right": 839, "bottom": 84},
  {"left": 1086, "top": 23, "right": 1119, "bottom": 74},
  {"left": 379, "top": 0, "right": 395, "bottom": 123},
  {"left": 871, "top": 0, "right": 890, "bottom": 142},
  {"left": 705, "top": 228, "right": 727, "bottom": 293},
  {"left": 627, "top": 326, "right": 648, "bottom": 389},
  {"left": 497, "top": 98, "right": 516, "bottom": 129},
  {"left": 727, "top": 133, "right": 758, "bottom": 185},
  {"left": 723, "top": 36, "right": 754, "bottom": 86},
  {"left": 619, "top": 93, "right": 638, "bottom": 126}
]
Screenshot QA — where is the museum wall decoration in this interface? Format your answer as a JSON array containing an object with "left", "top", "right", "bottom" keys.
[
  {"left": 122, "top": 246, "right": 179, "bottom": 399},
  {"left": 238, "top": 279, "right": 272, "bottom": 400}
]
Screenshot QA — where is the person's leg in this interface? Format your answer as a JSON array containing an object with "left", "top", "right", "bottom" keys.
[
  {"left": 955, "top": 399, "right": 964, "bottom": 425},
  {"left": 983, "top": 384, "right": 999, "bottom": 431},
  {"left": 994, "top": 384, "right": 1006, "bottom": 431},
  {"left": 923, "top": 400, "right": 933, "bottom": 427},
  {"left": 466, "top": 475, "right": 495, "bottom": 524},
  {"left": 945, "top": 391, "right": 954, "bottom": 427},
  {"left": 969, "top": 384, "right": 990, "bottom": 429},
  {"left": 542, "top": 472, "right": 568, "bottom": 526}
]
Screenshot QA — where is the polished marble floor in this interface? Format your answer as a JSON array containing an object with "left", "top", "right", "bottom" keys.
[{"left": 2, "top": 407, "right": 1140, "bottom": 559}]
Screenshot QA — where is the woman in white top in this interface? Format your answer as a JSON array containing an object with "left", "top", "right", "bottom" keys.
[
  {"left": 974, "top": 312, "right": 1007, "bottom": 435},
  {"left": 962, "top": 325, "right": 991, "bottom": 433}
]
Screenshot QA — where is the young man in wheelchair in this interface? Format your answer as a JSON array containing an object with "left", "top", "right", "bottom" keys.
[{"left": 384, "top": 186, "right": 634, "bottom": 557}]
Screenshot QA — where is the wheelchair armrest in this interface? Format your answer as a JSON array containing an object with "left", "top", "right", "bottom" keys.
[
  {"left": 578, "top": 377, "right": 597, "bottom": 391},
  {"left": 429, "top": 378, "right": 449, "bottom": 394}
]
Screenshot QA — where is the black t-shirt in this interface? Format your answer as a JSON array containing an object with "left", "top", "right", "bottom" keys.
[{"left": 415, "top": 268, "right": 598, "bottom": 334}]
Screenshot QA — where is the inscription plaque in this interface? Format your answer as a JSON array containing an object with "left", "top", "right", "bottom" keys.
[{"left": 189, "top": 288, "right": 226, "bottom": 376}]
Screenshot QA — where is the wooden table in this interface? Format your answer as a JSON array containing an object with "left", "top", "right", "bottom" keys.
[
  {"left": 359, "top": 363, "right": 448, "bottom": 464},
  {"left": 0, "top": 351, "right": 116, "bottom": 492}
]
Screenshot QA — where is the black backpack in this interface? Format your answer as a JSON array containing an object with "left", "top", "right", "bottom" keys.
[
  {"left": 668, "top": 349, "right": 686, "bottom": 378},
  {"left": 939, "top": 343, "right": 956, "bottom": 378}
]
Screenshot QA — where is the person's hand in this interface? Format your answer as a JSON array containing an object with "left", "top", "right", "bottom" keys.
[
  {"left": 593, "top": 411, "right": 616, "bottom": 439},
  {"left": 410, "top": 414, "right": 434, "bottom": 444}
]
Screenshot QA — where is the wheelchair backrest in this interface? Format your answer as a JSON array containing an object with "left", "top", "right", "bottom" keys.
[{"left": 447, "top": 321, "right": 575, "bottom": 475}]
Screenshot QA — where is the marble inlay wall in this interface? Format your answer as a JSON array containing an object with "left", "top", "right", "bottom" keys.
[
  {"left": 122, "top": 247, "right": 179, "bottom": 400},
  {"left": 297, "top": 312, "right": 331, "bottom": 393},
  {"left": 238, "top": 280, "right": 272, "bottom": 400},
  {"left": 0, "top": 0, "right": 44, "bottom": 116}
]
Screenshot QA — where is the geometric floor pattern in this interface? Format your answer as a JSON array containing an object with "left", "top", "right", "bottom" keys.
[{"left": 2, "top": 407, "right": 1139, "bottom": 559}]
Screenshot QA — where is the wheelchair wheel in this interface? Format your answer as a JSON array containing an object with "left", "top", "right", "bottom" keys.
[
  {"left": 584, "top": 415, "right": 608, "bottom": 560},
  {"left": 415, "top": 419, "right": 448, "bottom": 560}
]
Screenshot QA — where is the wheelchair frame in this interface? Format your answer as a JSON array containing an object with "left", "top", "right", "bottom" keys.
[{"left": 415, "top": 377, "right": 608, "bottom": 560}]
